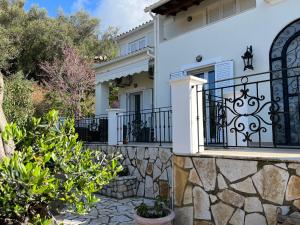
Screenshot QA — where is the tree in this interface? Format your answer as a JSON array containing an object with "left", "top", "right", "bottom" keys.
[
  {"left": 40, "top": 45, "right": 95, "bottom": 117},
  {"left": 0, "top": 1, "right": 117, "bottom": 81}
]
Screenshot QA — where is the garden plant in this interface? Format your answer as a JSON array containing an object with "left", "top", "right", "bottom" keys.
[{"left": 0, "top": 110, "right": 122, "bottom": 225}]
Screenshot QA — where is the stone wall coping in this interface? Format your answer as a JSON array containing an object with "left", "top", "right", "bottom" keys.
[
  {"left": 113, "top": 176, "right": 137, "bottom": 181},
  {"left": 86, "top": 143, "right": 173, "bottom": 150},
  {"left": 174, "top": 149, "right": 300, "bottom": 163}
]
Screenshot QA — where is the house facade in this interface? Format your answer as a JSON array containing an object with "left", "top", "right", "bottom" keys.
[
  {"left": 90, "top": 1, "right": 300, "bottom": 224},
  {"left": 95, "top": 0, "right": 300, "bottom": 147},
  {"left": 94, "top": 21, "right": 155, "bottom": 115}
]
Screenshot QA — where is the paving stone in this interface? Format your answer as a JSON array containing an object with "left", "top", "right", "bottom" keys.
[
  {"left": 229, "top": 208, "right": 245, "bottom": 225},
  {"left": 193, "top": 158, "right": 217, "bottom": 191},
  {"left": 183, "top": 185, "right": 193, "bottom": 205},
  {"left": 184, "top": 157, "right": 194, "bottom": 169},
  {"left": 211, "top": 202, "right": 234, "bottom": 225},
  {"left": 286, "top": 175, "right": 300, "bottom": 201},
  {"left": 230, "top": 177, "right": 256, "bottom": 194},
  {"left": 263, "top": 204, "right": 290, "bottom": 225},
  {"left": 159, "top": 148, "right": 172, "bottom": 163},
  {"left": 217, "top": 159, "right": 257, "bottom": 182},
  {"left": 217, "top": 173, "right": 228, "bottom": 190},
  {"left": 294, "top": 199, "right": 300, "bottom": 209},
  {"left": 174, "top": 155, "right": 185, "bottom": 167},
  {"left": 174, "top": 165, "right": 189, "bottom": 206},
  {"left": 193, "top": 186, "right": 211, "bottom": 220},
  {"left": 153, "top": 164, "right": 161, "bottom": 180},
  {"left": 217, "top": 189, "right": 245, "bottom": 208},
  {"left": 275, "top": 163, "right": 287, "bottom": 170},
  {"left": 244, "top": 213, "right": 267, "bottom": 225},
  {"left": 57, "top": 195, "right": 147, "bottom": 225},
  {"left": 252, "top": 165, "right": 289, "bottom": 204},
  {"left": 188, "top": 168, "right": 203, "bottom": 186},
  {"left": 209, "top": 194, "right": 217, "bottom": 204},
  {"left": 244, "top": 197, "right": 263, "bottom": 213},
  {"left": 145, "top": 176, "right": 154, "bottom": 198},
  {"left": 174, "top": 206, "right": 193, "bottom": 225}
]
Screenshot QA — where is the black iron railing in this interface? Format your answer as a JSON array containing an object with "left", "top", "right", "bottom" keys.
[
  {"left": 117, "top": 107, "right": 172, "bottom": 145},
  {"left": 75, "top": 115, "right": 108, "bottom": 143},
  {"left": 195, "top": 67, "right": 300, "bottom": 149}
]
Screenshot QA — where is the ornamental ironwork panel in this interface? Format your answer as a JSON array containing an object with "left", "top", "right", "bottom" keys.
[{"left": 270, "top": 18, "right": 300, "bottom": 145}]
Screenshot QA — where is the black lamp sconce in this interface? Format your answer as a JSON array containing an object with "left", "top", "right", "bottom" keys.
[{"left": 242, "top": 45, "right": 254, "bottom": 71}]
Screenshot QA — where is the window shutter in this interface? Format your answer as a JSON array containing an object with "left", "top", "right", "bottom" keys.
[
  {"left": 142, "top": 89, "right": 153, "bottom": 111},
  {"left": 214, "top": 60, "right": 234, "bottom": 92},
  {"left": 223, "top": 0, "right": 236, "bottom": 18}
]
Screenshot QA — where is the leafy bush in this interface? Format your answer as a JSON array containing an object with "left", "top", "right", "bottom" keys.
[
  {"left": 0, "top": 110, "right": 122, "bottom": 224},
  {"left": 3, "top": 72, "right": 35, "bottom": 126}
]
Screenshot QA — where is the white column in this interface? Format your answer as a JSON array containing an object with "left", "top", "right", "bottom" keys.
[
  {"left": 170, "top": 76, "right": 207, "bottom": 154},
  {"left": 107, "top": 109, "right": 123, "bottom": 145},
  {"left": 95, "top": 82, "right": 109, "bottom": 115}
]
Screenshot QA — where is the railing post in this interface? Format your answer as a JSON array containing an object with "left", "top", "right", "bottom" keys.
[
  {"left": 170, "top": 76, "right": 207, "bottom": 154},
  {"left": 107, "top": 108, "right": 123, "bottom": 145}
]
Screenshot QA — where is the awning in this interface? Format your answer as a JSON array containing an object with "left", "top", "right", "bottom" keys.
[{"left": 96, "top": 57, "right": 150, "bottom": 84}]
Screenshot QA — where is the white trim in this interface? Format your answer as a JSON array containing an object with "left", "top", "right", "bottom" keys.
[
  {"left": 144, "top": 0, "right": 171, "bottom": 12},
  {"left": 94, "top": 47, "right": 152, "bottom": 70}
]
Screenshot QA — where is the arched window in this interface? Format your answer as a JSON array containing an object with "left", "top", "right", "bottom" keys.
[{"left": 270, "top": 19, "right": 300, "bottom": 145}]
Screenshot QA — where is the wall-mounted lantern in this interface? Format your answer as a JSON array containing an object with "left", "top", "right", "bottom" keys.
[{"left": 242, "top": 46, "right": 254, "bottom": 71}]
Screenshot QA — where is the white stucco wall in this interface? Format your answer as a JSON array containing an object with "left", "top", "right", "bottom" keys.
[
  {"left": 154, "top": 0, "right": 300, "bottom": 108},
  {"left": 117, "top": 23, "right": 154, "bottom": 56}
]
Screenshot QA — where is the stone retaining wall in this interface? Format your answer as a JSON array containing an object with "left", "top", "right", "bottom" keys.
[
  {"left": 100, "top": 176, "right": 137, "bottom": 199},
  {"left": 86, "top": 144, "right": 173, "bottom": 199},
  {"left": 173, "top": 155, "right": 300, "bottom": 225}
]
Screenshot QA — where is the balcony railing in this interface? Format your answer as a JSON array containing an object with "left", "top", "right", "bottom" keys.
[
  {"left": 75, "top": 115, "right": 108, "bottom": 143},
  {"left": 117, "top": 107, "right": 172, "bottom": 145},
  {"left": 194, "top": 67, "right": 300, "bottom": 149}
]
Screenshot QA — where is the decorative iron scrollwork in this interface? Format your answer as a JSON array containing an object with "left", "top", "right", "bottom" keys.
[{"left": 214, "top": 78, "right": 281, "bottom": 146}]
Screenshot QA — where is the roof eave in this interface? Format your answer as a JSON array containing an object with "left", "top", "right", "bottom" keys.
[{"left": 144, "top": 0, "right": 171, "bottom": 13}]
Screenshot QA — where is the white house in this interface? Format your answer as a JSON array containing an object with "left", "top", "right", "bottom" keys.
[
  {"left": 95, "top": 0, "right": 300, "bottom": 147},
  {"left": 94, "top": 21, "right": 155, "bottom": 115}
]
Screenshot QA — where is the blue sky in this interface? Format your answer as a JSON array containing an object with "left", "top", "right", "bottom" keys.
[{"left": 24, "top": 0, "right": 156, "bottom": 32}]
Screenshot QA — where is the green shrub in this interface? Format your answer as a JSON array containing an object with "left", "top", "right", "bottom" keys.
[
  {"left": 0, "top": 110, "right": 122, "bottom": 224},
  {"left": 3, "top": 72, "right": 35, "bottom": 126}
]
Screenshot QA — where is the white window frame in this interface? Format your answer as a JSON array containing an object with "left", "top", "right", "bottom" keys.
[{"left": 127, "top": 37, "right": 147, "bottom": 54}]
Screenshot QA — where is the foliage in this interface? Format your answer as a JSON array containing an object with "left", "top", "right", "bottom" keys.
[
  {"left": 3, "top": 71, "right": 34, "bottom": 126},
  {"left": 108, "top": 83, "right": 120, "bottom": 106},
  {"left": 0, "top": 110, "right": 122, "bottom": 224},
  {"left": 0, "top": 1, "right": 117, "bottom": 81},
  {"left": 40, "top": 45, "right": 95, "bottom": 117},
  {"left": 135, "top": 197, "right": 170, "bottom": 219}
]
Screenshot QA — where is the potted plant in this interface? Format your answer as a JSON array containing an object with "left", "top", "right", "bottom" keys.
[
  {"left": 109, "top": 83, "right": 120, "bottom": 108},
  {"left": 134, "top": 197, "right": 175, "bottom": 225}
]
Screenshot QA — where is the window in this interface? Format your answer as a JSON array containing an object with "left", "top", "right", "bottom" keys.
[
  {"left": 128, "top": 37, "right": 147, "bottom": 54},
  {"left": 206, "top": 0, "right": 255, "bottom": 25}
]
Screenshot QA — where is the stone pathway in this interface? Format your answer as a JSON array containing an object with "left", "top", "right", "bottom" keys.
[{"left": 56, "top": 196, "right": 154, "bottom": 225}]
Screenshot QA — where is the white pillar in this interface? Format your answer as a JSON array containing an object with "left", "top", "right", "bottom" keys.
[
  {"left": 95, "top": 82, "right": 109, "bottom": 115},
  {"left": 107, "top": 109, "right": 123, "bottom": 145},
  {"left": 170, "top": 76, "right": 207, "bottom": 154}
]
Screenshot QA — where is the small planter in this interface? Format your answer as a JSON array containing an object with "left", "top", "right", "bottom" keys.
[{"left": 134, "top": 209, "right": 175, "bottom": 225}]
